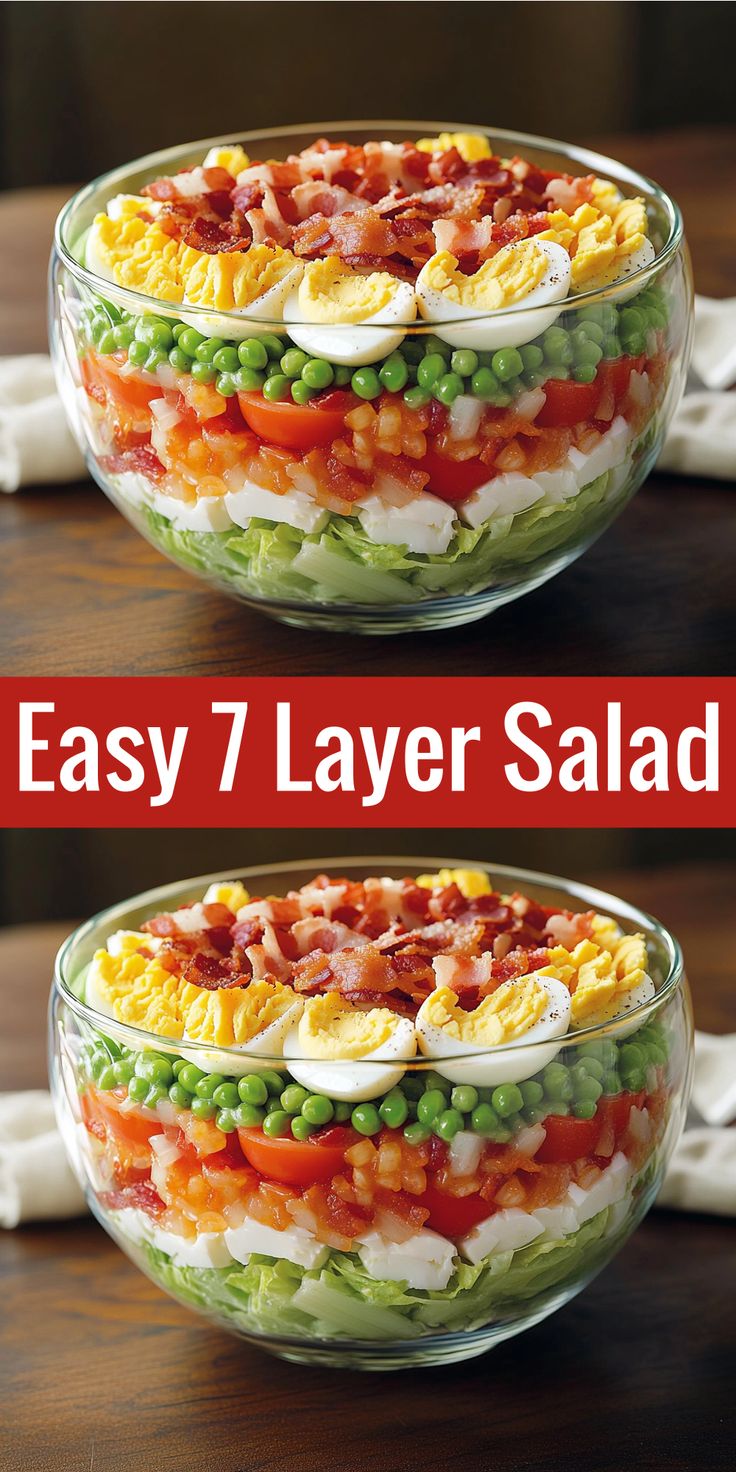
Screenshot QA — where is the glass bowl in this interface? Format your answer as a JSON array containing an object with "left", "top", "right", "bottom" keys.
[
  {"left": 49, "top": 857, "right": 692, "bottom": 1370},
  {"left": 49, "top": 122, "right": 693, "bottom": 635}
]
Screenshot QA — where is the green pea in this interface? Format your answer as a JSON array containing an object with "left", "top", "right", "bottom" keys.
[
  {"left": 238, "top": 1075, "right": 268, "bottom": 1106},
  {"left": 450, "top": 349, "right": 479, "bottom": 378},
  {"left": 291, "top": 1115, "right": 318, "bottom": 1141},
  {"left": 260, "top": 1108, "right": 289, "bottom": 1138},
  {"left": 127, "top": 339, "right": 149, "bottom": 368},
  {"left": 301, "top": 1094, "right": 334, "bottom": 1127},
  {"left": 620, "top": 1043, "right": 646, "bottom": 1072},
  {"left": 195, "top": 338, "right": 225, "bottom": 364},
  {"left": 191, "top": 361, "right": 217, "bottom": 384},
  {"left": 519, "top": 343, "right": 544, "bottom": 371},
  {"left": 422, "top": 334, "right": 452, "bottom": 358},
  {"left": 280, "top": 1084, "right": 309, "bottom": 1114},
  {"left": 491, "top": 1083, "right": 524, "bottom": 1118},
  {"left": 620, "top": 307, "right": 646, "bottom": 338},
  {"left": 190, "top": 1097, "right": 217, "bottom": 1121},
  {"left": 113, "top": 323, "right": 135, "bottom": 351},
  {"left": 573, "top": 1100, "right": 597, "bottom": 1120},
  {"left": 491, "top": 347, "right": 524, "bottom": 382},
  {"left": 577, "top": 319, "right": 605, "bottom": 346},
  {"left": 505, "top": 375, "right": 524, "bottom": 397},
  {"left": 543, "top": 1062, "right": 572, "bottom": 1101},
  {"left": 578, "top": 304, "right": 605, "bottom": 327},
  {"left": 542, "top": 327, "right": 573, "bottom": 365},
  {"left": 403, "top": 1121, "right": 431, "bottom": 1145},
  {"left": 573, "top": 1073, "right": 603, "bottom": 1104},
  {"left": 603, "top": 1070, "right": 622, "bottom": 1095},
  {"left": 195, "top": 1073, "right": 225, "bottom": 1100},
  {"left": 234, "top": 366, "right": 265, "bottom": 392},
  {"left": 280, "top": 348, "right": 309, "bottom": 378},
  {"left": 422, "top": 1071, "right": 452, "bottom": 1095},
  {"left": 647, "top": 307, "right": 667, "bottom": 332},
  {"left": 178, "top": 328, "right": 205, "bottom": 357},
  {"left": 351, "top": 367, "right": 381, "bottom": 401},
  {"left": 434, "top": 371, "right": 464, "bottom": 406},
  {"left": 127, "top": 1075, "right": 149, "bottom": 1104},
  {"left": 573, "top": 364, "right": 597, "bottom": 383},
  {"left": 621, "top": 331, "right": 645, "bottom": 357},
  {"left": 212, "top": 346, "right": 240, "bottom": 374},
  {"left": 351, "top": 1103, "right": 381, "bottom": 1136},
  {"left": 145, "top": 1083, "right": 167, "bottom": 1108},
  {"left": 433, "top": 1108, "right": 464, "bottom": 1142},
  {"left": 450, "top": 1085, "right": 478, "bottom": 1114},
  {"left": 379, "top": 353, "right": 409, "bottom": 393},
  {"left": 216, "top": 1108, "right": 238, "bottom": 1133},
  {"left": 417, "top": 353, "right": 446, "bottom": 391},
  {"left": 602, "top": 335, "right": 622, "bottom": 360},
  {"left": 572, "top": 333, "right": 603, "bottom": 367},
  {"left": 577, "top": 1055, "right": 605, "bottom": 1082},
  {"left": 212, "top": 1082, "right": 241, "bottom": 1110},
  {"left": 519, "top": 1080, "right": 544, "bottom": 1108},
  {"left": 168, "top": 1083, "right": 191, "bottom": 1109},
  {"left": 401, "top": 1075, "right": 425, "bottom": 1101},
  {"left": 89, "top": 313, "right": 109, "bottom": 345},
  {"left": 548, "top": 1100, "right": 570, "bottom": 1116},
  {"left": 234, "top": 1102, "right": 266, "bottom": 1128},
  {"left": 177, "top": 1063, "right": 205, "bottom": 1093},
  {"left": 145, "top": 320, "right": 174, "bottom": 351},
  {"left": 112, "top": 1058, "right": 135, "bottom": 1087},
  {"left": 470, "top": 366, "right": 501, "bottom": 399},
  {"left": 523, "top": 1106, "right": 546, "bottom": 1125},
  {"left": 258, "top": 1070, "right": 287, "bottom": 1097},
  {"left": 168, "top": 346, "right": 191, "bottom": 372},
  {"left": 416, "top": 1089, "right": 446, "bottom": 1126},
  {"left": 289, "top": 378, "right": 316, "bottom": 404},
  {"left": 333, "top": 364, "right": 352, "bottom": 386},
  {"left": 622, "top": 1067, "right": 646, "bottom": 1093},
  {"left": 403, "top": 385, "right": 432, "bottom": 409},
  {"left": 171, "top": 322, "right": 187, "bottom": 342},
  {"left": 256, "top": 333, "right": 285, "bottom": 361},
  {"left": 237, "top": 338, "right": 268, "bottom": 370},
  {"left": 470, "top": 1103, "right": 500, "bottom": 1135},
  {"left": 648, "top": 1043, "right": 667, "bottom": 1068},
  {"left": 136, "top": 1055, "right": 174, "bottom": 1088},
  {"left": 301, "top": 358, "right": 334, "bottom": 391},
  {"left": 379, "top": 1089, "right": 409, "bottom": 1129},
  {"left": 402, "top": 339, "right": 426, "bottom": 366},
  {"left": 97, "top": 1064, "right": 117, "bottom": 1091},
  {"left": 262, "top": 372, "right": 291, "bottom": 402},
  {"left": 334, "top": 1101, "right": 353, "bottom": 1122},
  {"left": 547, "top": 363, "right": 570, "bottom": 380},
  {"left": 97, "top": 328, "right": 118, "bottom": 355},
  {"left": 215, "top": 373, "right": 238, "bottom": 397}
]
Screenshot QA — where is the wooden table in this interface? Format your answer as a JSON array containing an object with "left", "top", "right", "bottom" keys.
[
  {"left": 1, "top": 129, "right": 735, "bottom": 676},
  {"left": 2, "top": 863, "right": 734, "bottom": 1472}
]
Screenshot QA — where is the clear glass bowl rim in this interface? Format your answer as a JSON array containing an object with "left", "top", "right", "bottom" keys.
[
  {"left": 53, "top": 118, "right": 684, "bottom": 330},
  {"left": 53, "top": 854, "right": 685, "bottom": 1064}
]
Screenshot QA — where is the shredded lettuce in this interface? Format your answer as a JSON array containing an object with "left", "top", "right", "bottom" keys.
[{"left": 138, "top": 1203, "right": 628, "bottom": 1345}]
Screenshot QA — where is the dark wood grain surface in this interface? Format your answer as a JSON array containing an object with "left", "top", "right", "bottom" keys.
[
  {"left": 1, "top": 863, "right": 735, "bottom": 1472},
  {"left": 1, "top": 128, "right": 735, "bottom": 677}
]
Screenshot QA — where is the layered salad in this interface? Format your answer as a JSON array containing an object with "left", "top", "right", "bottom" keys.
[
  {"left": 75, "top": 868, "right": 672, "bottom": 1346},
  {"left": 73, "top": 130, "right": 672, "bottom": 607}
]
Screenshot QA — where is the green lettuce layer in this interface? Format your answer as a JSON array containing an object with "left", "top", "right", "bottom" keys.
[{"left": 139, "top": 1203, "right": 623, "bottom": 1344}]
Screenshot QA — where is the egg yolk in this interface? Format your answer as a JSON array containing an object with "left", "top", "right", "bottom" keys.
[
  {"left": 204, "top": 882, "right": 250, "bottom": 913},
  {"left": 422, "top": 241, "right": 550, "bottom": 311},
  {"left": 562, "top": 932, "right": 650, "bottom": 1026},
  {"left": 89, "top": 946, "right": 189, "bottom": 1038},
  {"left": 296, "top": 257, "right": 403, "bottom": 323},
  {"left": 181, "top": 978, "right": 299, "bottom": 1047},
  {"left": 297, "top": 993, "right": 400, "bottom": 1059},
  {"left": 205, "top": 145, "right": 250, "bottom": 176},
  {"left": 415, "top": 868, "right": 491, "bottom": 898},
  {"left": 539, "top": 199, "right": 649, "bottom": 291},
  {"left": 415, "top": 132, "right": 492, "bottom": 162},
  {"left": 423, "top": 978, "right": 548, "bottom": 1046},
  {"left": 183, "top": 243, "right": 299, "bottom": 312},
  {"left": 87, "top": 213, "right": 191, "bottom": 302}
]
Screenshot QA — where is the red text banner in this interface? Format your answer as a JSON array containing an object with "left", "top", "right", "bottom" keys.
[{"left": 0, "top": 678, "right": 732, "bottom": 828}]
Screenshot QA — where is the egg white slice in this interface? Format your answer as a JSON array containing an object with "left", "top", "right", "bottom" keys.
[
  {"left": 184, "top": 997, "right": 304, "bottom": 1078},
  {"left": 182, "top": 264, "right": 303, "bottom": 344},
  {"left": 572, "top": 236, "right": 656, "bottom": 303},
  {"left": 415, "top": 240, "right": 571, "bottom": 352},
  {"left": 570, "top": 972, "right": 656, "bottom": 1040},
  {"left": 283, "top": 1015, "right": 417, "bottom": 1102},
  {"left": 283, "top": 279, "right": 416, "bottom": 366},
  {"left": 415, "top": 974, "right": 572, "bottom": 1087}
]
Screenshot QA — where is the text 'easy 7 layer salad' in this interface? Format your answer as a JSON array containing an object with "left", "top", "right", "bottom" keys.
[
  {"left": 67, "top": 867, "right": 681, "bottom": 1359},
  {"left": 61, "top": 128, "right": 683, "bottom": 622}
]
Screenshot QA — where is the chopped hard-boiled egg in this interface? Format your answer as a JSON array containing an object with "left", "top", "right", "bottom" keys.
[
  {"left": 415, "top": 869, "right": 492, "bottom": 898},
  {"left": 540, "top": 200, "right": 654, "bottom": 298},
  {"left": 460, "top": 1207, "right": 544, "bottom": 1265},
  {"left": 182, "top": 978, "right": 303, "bottom": 1077},
  {"left": 85, "top": 213, "right": 189, "bottom": 304},
  {"left": 357, "top": 1228, "right": 456, "bottom": 1290},
  {"left": 283, "top": 257, "right": 417, "bottom": 365},
  {"left": 224, "top": 477, "right": 329, "bottom": 535},
  {"left": 147, "top": 1223, "right": 234, "bottom": 1269},
  {"left": 415, "top": 240, "right": 571, "bottom": 351},
  {"left": 558, "top": 931, "right": 656, "bottom": 1035},
  {"left": 415, "top": 132, "right": 492, "bottom": 162},
  {"left": 357, "top": 492, "right": 456, "bottom": 555},
  {"left": 415, "top": 973, "right": 571, "bottom": 1085},
  {"left": 202, "top": 143, "right": 250, "bottom": 176},
  {"left": 225, "top": 1218, "right": 329, "bottom": 1270},
  {"left": 283, "top": 993, "right": 417, "bottom": 1101},
  {"left": 202, "top": 880, "right": 251, "bottom": 911},
  {"left": 182, "top": 243, "right": 303, "bottom": 341},
  {"left": 85, "top": 943, "right": 188, "bottom": 1039},
  {"left": 151, "top": 488, "right": 233, "bottom": 534}
]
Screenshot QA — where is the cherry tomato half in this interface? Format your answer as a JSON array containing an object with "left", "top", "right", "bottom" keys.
[
  {"left": 237, "top": 1124, "right": 358, "bottom": 1188},
  {"left": 418, "top": 1181, "right": 496, "bottom": 1238},
  {"left": 419, "top": 447, "right": 492, "bottom": 504},
  {"left": 237, "top": 389, "right": 357, "bottom": 452}
]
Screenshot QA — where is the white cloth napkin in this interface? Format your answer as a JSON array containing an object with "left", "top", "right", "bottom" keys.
[
  {"left": 0, "top": 355, "right": 86, "bottom": 492},
  {"left": 0, "top": 297, "right": 734, "bottom": 492},
  {"left": 1, "top": 1031, "right": 734, "bottom": 1228}
]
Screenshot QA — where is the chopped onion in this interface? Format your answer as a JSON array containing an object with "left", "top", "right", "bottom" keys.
[
  {"left": 286, "top": 463, "right": 320, "bottom": 497},
  {"left": 371, "top": 470, "right": 417, "bottom": 507},
  {"left": 149, "top": 1133, "right": 181, "bottom": 1166},
  {"left": 628, "top": 1106, "right": 652, "bottom": 1144},
  {"left": 154, "top": 1098, "right": 178, "bottom": 1126},
  {"left": 514, "top": 1123, "right": 546, "bottom": 1157},
  {"left": 448, "top": 1131, "right": 483, "bottom": 1177},
  {"left": 514, "top": 387, "right": 546, "bottom": 421},
  {"left": 628, "top": 370, "right": 651, "bottom": 407},
  {"left": 373, "top": 1207, "right": 416, "bottom": 1243},
  {"left": 155, "top": 362, "right": 178, "bottom": 391},
  {"left": 149, "top": 397, "right": 182, "bottom": 431},
  {"left": 448, "top": 395, "right": 483, "bottom": 442}
]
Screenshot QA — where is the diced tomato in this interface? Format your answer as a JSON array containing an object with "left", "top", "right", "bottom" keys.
[
  {"left": 420, "top": 447, "right": 492, "bottom": 503},
  {"left": 82, "top": 1087, "right": 162, "bottom": 1150},
  {"left": 535, "top": 377, "right": 602, "bottom": 428},
  {"left": 596, "top": 1090, "right": 647, "bottom": 1144},
  {"left": 597, "top": 355, "right": 646, "bottom": 406},
  {"left": 419, "top": 1180, "right": 495, "bottom": 1239},
  {"left": 238, "top": 389, "right": 358, "bottom": 451},
  {"left": 238, "top": 1124, "right": 359, "bottom": 1188},
  {"left": 536, "top": 1112, "right": 602, "bottom": 1164}
]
